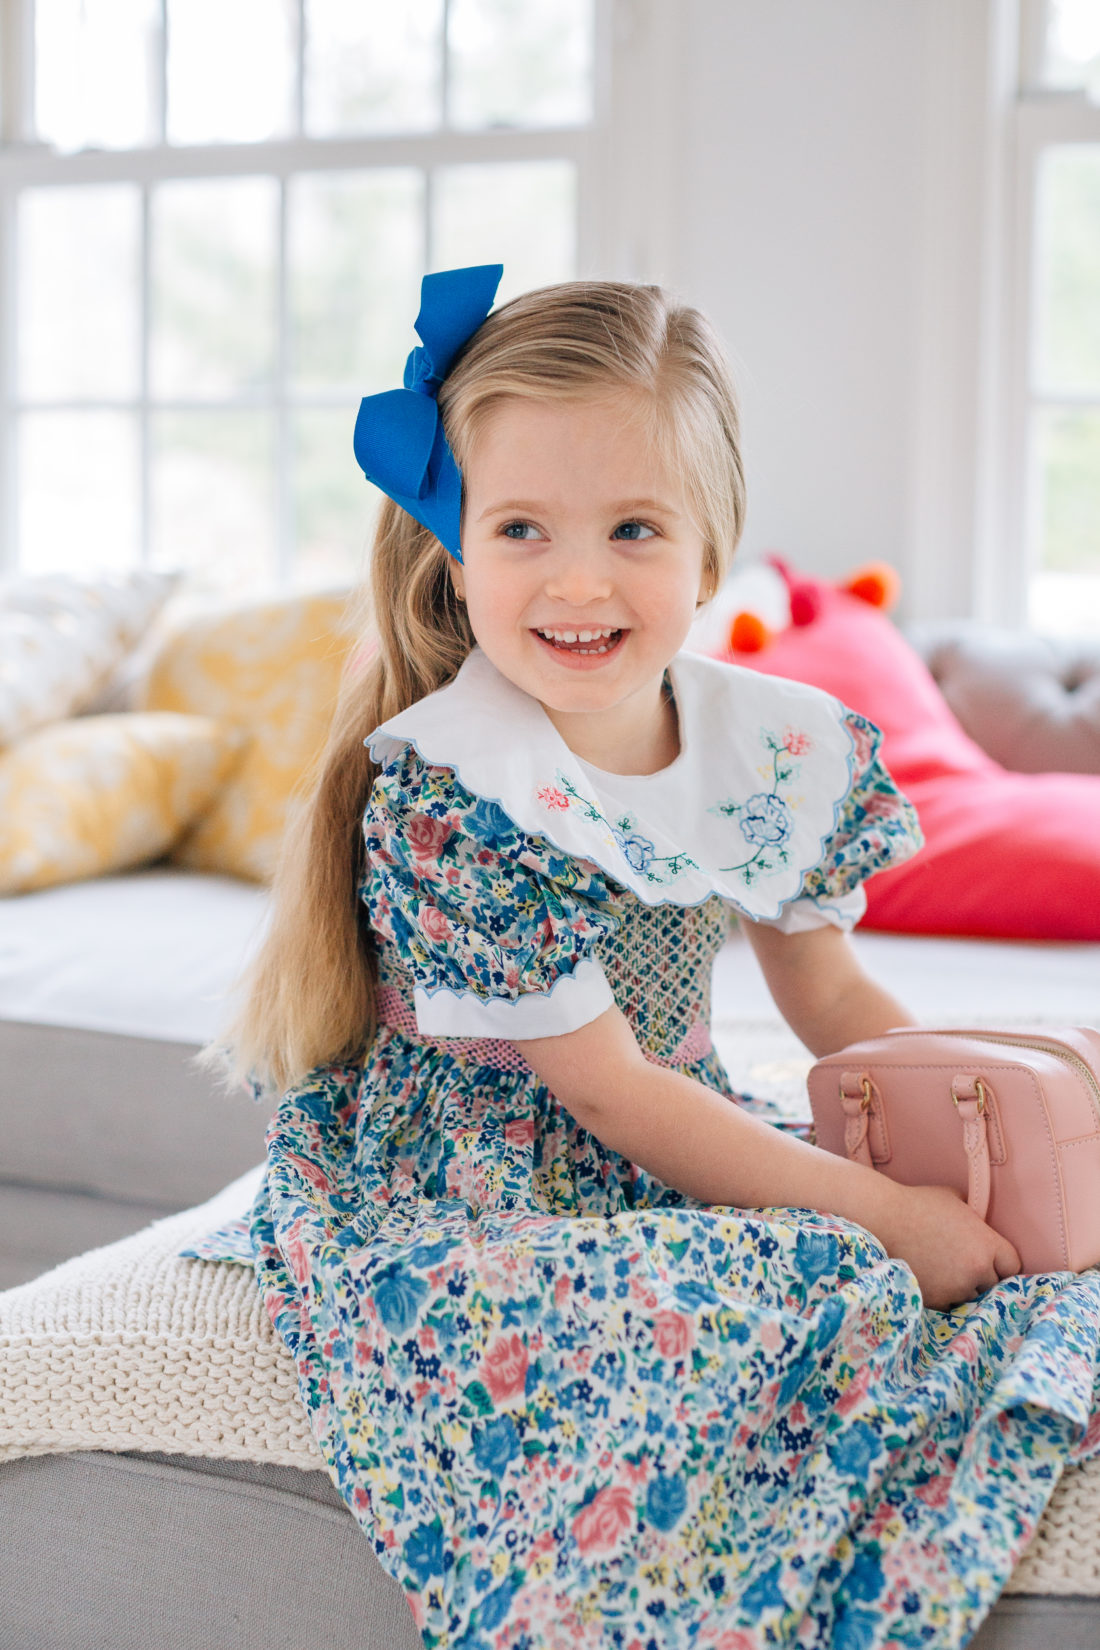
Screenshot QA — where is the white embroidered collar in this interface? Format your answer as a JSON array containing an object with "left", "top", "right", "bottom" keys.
[{"left": 366, "top": 646, "right": 856, "bottom": 920}]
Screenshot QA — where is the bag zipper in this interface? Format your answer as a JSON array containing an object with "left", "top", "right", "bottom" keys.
[{"left": 896, "top": 1029, "right": 1100, "bottom": 1122}]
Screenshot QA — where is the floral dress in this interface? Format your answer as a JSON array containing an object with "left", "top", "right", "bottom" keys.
[{"left": 186, "top": 647, "right": 1100, "bottom": 1650}]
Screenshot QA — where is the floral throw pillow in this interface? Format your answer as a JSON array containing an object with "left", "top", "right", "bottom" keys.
[
  {"left": 0, "top": 712, "right": 245, "bottom": 895},
  {"left": 0, "top": 570, "right": 176, "bottom": 748},
  {"left": 138, "top": 590, "right": 355, "bottom": 883}
]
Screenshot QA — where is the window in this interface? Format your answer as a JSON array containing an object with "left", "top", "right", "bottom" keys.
[
  {"left": 1013, "top": 0, "right": 1100, "bottom": 633},
  {"left": 0, "top": 0, "right": 603, "bottom": 591}
]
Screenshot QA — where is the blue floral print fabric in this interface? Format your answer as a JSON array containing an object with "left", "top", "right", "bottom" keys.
[{"left": 183, "top": 713, "right": 1100, "bottom": 1650}]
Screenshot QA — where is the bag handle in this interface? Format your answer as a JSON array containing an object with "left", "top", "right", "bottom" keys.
[
  {"left": 840, "top": 1070, "right": 992, "bottom": 1220},
  {"left": 952, "top": 1075, "right": 991, "bottom": 1222}
]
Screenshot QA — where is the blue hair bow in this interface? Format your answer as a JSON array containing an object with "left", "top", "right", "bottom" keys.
[{"left": 353, "top": 263, "right": 504, "bottom": 563}]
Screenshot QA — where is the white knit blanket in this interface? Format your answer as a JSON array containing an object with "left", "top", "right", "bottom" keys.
[{"left": 2, "top": 1166, "right": 1100, "bottom": 1598}]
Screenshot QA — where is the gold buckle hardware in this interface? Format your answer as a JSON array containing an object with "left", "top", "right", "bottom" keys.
[
  {"left": 952, "top": 1078, "right": 987, "bottom": 1116},
  {"left": 839, "top": 1078, "right": 875, "bottom": 1112}
]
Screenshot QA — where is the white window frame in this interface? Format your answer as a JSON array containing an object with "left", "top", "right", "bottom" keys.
[
  {"left": 998, "top": 0, "right": 1100, "bottom": 627},
  {"left": 0, "top": 0, "right": 681, "bottom": 581}
]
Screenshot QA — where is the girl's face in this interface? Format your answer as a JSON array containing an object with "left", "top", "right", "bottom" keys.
[{"left": 453, "top": 391, "right": 709, "bottom": 769}]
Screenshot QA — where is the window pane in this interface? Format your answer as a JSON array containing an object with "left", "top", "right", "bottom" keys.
[
  {"left": 18, "top": 412, "right": 140, "bottom": 573},
  {"left": 448, "top": 0, "right": 593, "bottom": 130},
  {"left": 305, "top": 0, "right": 442, "bottom": 136},
  {"left": 150, "top": 411, "right": 275, "bottom": 590},
  {"left": 1043, "top": 0, "right": 1100, "bottom": 100},
  {"left": 1034, "top": 147, "right": 1100, "bottom": 394},
  {"left": 1035, "top": 406, "right": 1100, "bottom": 576},
  {"left": 166, "top": 0, "right": 296, "bottom": 144},
  {"left": 17, "top": 186, "right": 141, "bottom": 402},
  {"left": 36, "top": 0, "right": 159, "bottom": 152},
  {"left": 289, "top": 171, "right": 425, "bottom": 395},
  {"left": 150, "top": 178, "right": 278, "bottom": 399},
  {"left": 293, "top": 409, "right": 376, "bottom": 587},
  {"left": 433, "top": 162, "right": 575, "bottom": 300}
]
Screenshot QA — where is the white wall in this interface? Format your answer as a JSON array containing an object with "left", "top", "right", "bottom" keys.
[{"left": 656, "top": 0, "right": 1006, "bottom": 622}]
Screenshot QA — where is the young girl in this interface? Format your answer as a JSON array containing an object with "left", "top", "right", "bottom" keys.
[{"left": 191, "top": 265, "right": 1100, "bottom": 1650}]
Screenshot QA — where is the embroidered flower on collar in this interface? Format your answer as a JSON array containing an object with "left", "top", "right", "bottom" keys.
[
  {"left": 538, "top": 771, "right": 700, "bottom": 886},
  {"left": 708, "top": 725, "right": 811, "bottom": 887}
]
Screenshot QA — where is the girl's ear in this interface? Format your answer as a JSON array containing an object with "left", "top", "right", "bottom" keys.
[{"left": 449, "top": 564, "right": 466, "bottom": 601}]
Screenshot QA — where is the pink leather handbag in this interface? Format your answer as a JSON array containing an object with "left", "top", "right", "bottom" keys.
[{"left": 807, "top": 1027, "right": 1100, "bottom": 1274}]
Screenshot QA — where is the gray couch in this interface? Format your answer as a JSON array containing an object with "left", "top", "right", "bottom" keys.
[{"left": 2, "top": 621, "right": 1099, "bottom": 1649}]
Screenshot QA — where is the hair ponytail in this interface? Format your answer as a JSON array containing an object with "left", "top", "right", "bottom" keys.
[{"left": 206, "top": 502, "right": 473, "bottom": 1096}]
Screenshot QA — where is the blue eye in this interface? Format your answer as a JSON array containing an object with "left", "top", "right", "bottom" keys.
[
  {"left": 613, "top": 521, "right": 656, "bottom": 541},
  {"left": 501, "top": 520, "right": 542, "bottom": 540}
]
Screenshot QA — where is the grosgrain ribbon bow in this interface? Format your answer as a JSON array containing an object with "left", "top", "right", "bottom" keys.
[{"left": 353, "top": 263, "right": 504, "bottom": 563}]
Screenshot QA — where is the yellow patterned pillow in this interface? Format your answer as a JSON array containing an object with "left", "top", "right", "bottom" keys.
[
  {"left": 0, "top": 713, "right": 245, "bottom": 895},
  {"left": 137, "top": 591, "right": 355, "bottom": 882}
]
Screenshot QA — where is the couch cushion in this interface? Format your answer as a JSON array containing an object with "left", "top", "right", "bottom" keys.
[
  {"left": 910, "top": 622, "right": 1100, "bottom": 776},
  {"left": 727, "top": 578, "right": 1100, "bottom": 939},
  {"left": 0, "top": 870, "right": 271, "bottom": 1210}
]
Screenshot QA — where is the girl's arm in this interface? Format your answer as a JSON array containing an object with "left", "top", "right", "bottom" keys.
[
  {"left": 739, "top": 919, "right": 914, "bottom": 1055},
  {"left": 513, "top": 1005, "right": 1019, "bottom": 1309}
]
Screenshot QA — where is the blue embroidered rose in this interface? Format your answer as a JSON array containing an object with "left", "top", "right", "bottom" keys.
[
  {"left": 739, "top": 792, "right": 794, "bottom": 848},
  {"left": 612, "top": 827, "right": 656, "bottom": 874}
]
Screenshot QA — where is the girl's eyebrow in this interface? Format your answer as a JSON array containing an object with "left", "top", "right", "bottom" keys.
[{"left": 476, "top": 497, "right": 682, "bottom": 522}]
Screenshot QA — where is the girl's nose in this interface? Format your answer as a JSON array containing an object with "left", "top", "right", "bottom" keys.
[{"left": 544, "top": 548, "right": 614, "bottom": 605}]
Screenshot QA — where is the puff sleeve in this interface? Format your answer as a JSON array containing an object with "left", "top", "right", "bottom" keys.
[
  {"left": 361, "top": 746, "right": 621, "bottom": 1038},
  {"left": 756, "top": 710, "right": 924, "bottom": 934}
]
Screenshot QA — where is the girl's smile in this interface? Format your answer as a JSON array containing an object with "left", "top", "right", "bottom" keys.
[{"left": 453, "top": 390, "right": 709, "bottom": 774}]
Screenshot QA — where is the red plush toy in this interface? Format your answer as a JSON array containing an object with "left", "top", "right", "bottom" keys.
[{"left": 726, "top": 555, "right": 901, "bottom": 656}]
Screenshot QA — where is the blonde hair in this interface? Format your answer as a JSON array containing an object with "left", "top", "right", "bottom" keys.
[{"left": 216, "top": 279, "right": 746, "bottom": 1095}]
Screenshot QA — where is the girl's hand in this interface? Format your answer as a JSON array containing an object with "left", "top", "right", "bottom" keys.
[{"left": 881, "top": 1184, "right": 1020, "bottom": 1310}]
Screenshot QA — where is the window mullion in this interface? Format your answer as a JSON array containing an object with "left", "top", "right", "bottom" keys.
[
  {"left": 153, "top": 0, "right": 168, "bottom": 145},
  {"left": 139, "top": 182, "right": 152, "bottom": 567},
  {"left": 275, "top": 175, "right": 291, "bottom": 584}
]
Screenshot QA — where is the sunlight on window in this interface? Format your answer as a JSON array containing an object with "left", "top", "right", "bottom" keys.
[
  {"left": 19, "top": 412, "right": 140, "bottom": 574},
  {"left": 304, "top": 0, "right": 442, "bottom": 136},
  {"left": 293, "top": 409, "right": 378, "bottom": 588},
  {"left": 35, "top": 0, "right": 159, "bottom": 152},
  {"left": 150, "top": 411, "right": 276, "bottom": 591},
  {"left": 288, "top": 170, "right": 425, "bottom": 395},
  {"left": 1044, "top": 0, "right": 1100, "bottom": 99},
  {"left": 448, "top": 0, "right": 593, "bottom": 129},
  {"left": 150, "top": 178, "right": 279, "bottom": 399},
  {"left": 433, "top": 161, "right": 576, "bottom": 301},
  {"left": 18, "top": 186, "right": 141, "bottom": 401},
  {"left": 166, "top": 0, "right": 296, "bottom": 145}
]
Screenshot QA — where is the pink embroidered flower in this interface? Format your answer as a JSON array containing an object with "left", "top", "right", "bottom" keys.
[
  {"left": 537, "top": 785, "right": 570, "bottom": 811},
  {"left": 652, "top": 1311, "right": 694, "bottom": 1359},
  {"left": 406, "top": 813, "right": 453, "bottom": 859},
  {"left": 571, "top": 1484, "right": 634, "bottom": 1556},
  {"left": 481, "top": 1332, "right": 529, "bottom": 1403},
  {"left": 782, "top": 726, "right": 812, "bottom": 755},
  {"left": 418, "top": 905, "right": 454, "bottom": 946},
  {"left": 505, "top": 1118, "right": 535, "bottom": 1149}
]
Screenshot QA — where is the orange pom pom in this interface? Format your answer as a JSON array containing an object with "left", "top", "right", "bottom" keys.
[
  {"left": 843, "top": 561, "right": 901, "bottom": 610},
  {"left": 728, "top": 611, "right": 772, "bottom": 653}
]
